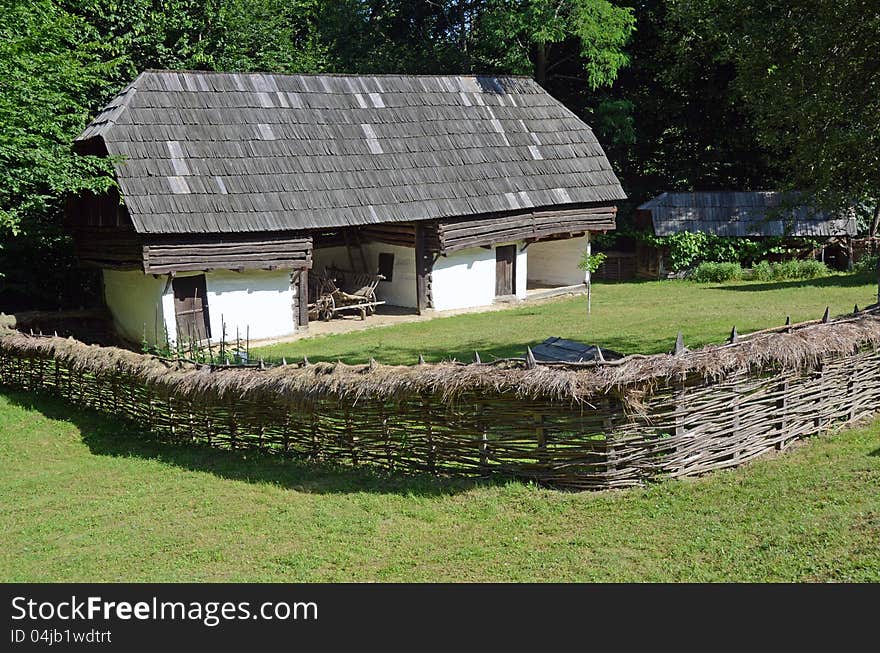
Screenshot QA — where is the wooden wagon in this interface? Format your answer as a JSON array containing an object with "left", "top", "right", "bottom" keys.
[{"left": 308, "top": 270, "right": 385, "bottom": 321}]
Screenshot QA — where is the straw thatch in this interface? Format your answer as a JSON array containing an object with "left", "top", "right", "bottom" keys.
[{"left": 1, "top": 308, "right": 879, "bottom": 489}]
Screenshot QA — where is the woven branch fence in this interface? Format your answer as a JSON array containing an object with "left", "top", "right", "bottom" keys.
[{"left": 1, "top": 308, "right": 880, "bottom": 490}]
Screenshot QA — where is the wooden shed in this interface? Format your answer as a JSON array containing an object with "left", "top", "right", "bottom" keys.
[{"left": 632, "top": 191, "right": 858, "bottom": 277}]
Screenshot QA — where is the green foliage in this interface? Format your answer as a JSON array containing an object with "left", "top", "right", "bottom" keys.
[
  {"left": 637, "top": 230, "right": 824, "bottom": 272},
  {"left": 479, "top": 0, "right": 635, "bottom": 86},
  {"left": 0, "top": 0, "right": 119, "bottom": 236},
  {"left": 689, "top": 262, "right": 742, "bottom": 283},
  {"left": 751, "top": 260, "right": 773, "bottom": 282},
  {"left": 668, "top": 0, "right": 880, "bottom": 213},
  {"left": 578, "top": 251, "right": 607, "bottom": 274},
  {"left": 749, "top": 259, "right": 830, "bottom": 282},
  {"left": 853, "top": 255, "right": 879, "bottom": 278},
  {"left": 767, "top": 259, "right": 829, "bottom": 281}
]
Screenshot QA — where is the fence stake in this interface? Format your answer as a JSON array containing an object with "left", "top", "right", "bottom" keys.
[{"left": 673, "top": 331, "right": 685, "bottom": 356}]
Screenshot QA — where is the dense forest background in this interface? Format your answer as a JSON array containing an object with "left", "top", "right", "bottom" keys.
[{"left": 1, "top": 0, "right": 878, "bottom": 309}]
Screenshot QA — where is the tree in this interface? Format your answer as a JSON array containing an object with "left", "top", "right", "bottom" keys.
[
  {"left": 478, "top": 0, "right": 635, "bottom": 87},
  {"left": 0, "top": 0, "right": 121, "bottom": 307},
  {"left": 668, "top": 0, "right": 880, "bottom": 299},
  {"left": 668, "top": 0, "right": 879, "bottom": 211}
]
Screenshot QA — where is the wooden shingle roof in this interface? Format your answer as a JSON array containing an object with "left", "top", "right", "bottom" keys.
[
  {"left": 638, "top": 192, "right": 857, "bottom": 237},
  {"left": 77, "top": 71, "right": 626, "bottom": 235}
]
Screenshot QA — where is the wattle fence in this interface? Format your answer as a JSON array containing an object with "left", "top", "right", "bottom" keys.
[{"left": 1, "top": 309, "right": 879, "bottom": 490}]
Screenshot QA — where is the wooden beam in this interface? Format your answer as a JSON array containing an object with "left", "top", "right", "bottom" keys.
[
  {"left": 297, "top": 269, "right": 309, "bottom": 329},
  {"left": 414, "top": 223, "right": 428, "bottom": 315}
]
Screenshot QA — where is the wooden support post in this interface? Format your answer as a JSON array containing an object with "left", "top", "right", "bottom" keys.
[
  {"left": 414, "top": 223, "right": 428, "bottom": 315},
  {"left": 297, "top": 269, "right": 309, "bottom": 331}
]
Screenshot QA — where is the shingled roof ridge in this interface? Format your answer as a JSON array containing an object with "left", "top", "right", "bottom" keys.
[{"left": 138, "top": 68, "right": 536, "bottom": 81}]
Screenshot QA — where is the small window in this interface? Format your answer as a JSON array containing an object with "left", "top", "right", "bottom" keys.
[{"left": 378, "top": 253, "right": 394, "bottom": 282}]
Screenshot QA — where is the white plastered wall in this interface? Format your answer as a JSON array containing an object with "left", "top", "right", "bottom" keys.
[
  {"left": 361, "top": 242, "right": 418, "bottom": 308},
  {"left": 525, "top": 234, "right": 589, "bottom": 287},
  {"left": 160, "top": 269, "right": 296, "bottom": 344},
  {"left": 102, "top": 269, "right": 169, "bottom": 345},
  {"left": 432, "top": 243, "right": 524, "bottom": 311},
  {"left": 311, "top": 246, "right": 354, "bottom": 275}
]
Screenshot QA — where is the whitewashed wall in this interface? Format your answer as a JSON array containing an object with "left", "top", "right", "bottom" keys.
[
  {"left": 361, "top": 242, "right": 418, "bottom": 308},
  {"left": 102, "top": 269, "right": 169, "bottom": 345},
  {"left": 431, "top": 246, "right": 498, "bottom": 311},
  {"left": 312, "top": 246, "right": 352, "bottom": 275},
  {"left": 159, "top": 269, "right": 296, "bottom": 344},
  {"left": 525, "top": 234, "right": 589, "bottom": 287}
]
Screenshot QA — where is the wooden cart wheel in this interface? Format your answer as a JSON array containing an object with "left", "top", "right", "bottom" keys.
[{"left": 320, "top": 296, "right": 334, "bottom": 321}]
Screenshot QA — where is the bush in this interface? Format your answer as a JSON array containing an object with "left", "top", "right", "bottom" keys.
[
  {"left": 752, "top": 260, "right": 774, "bottom": 281},
  {"left": 745, "top": 259, "right": 831, "bottom": 281},
  {"left": 854, "top": 254, "right": 879, "bottom": 277},
  {"left": 690, "top": 262, "right": 743, "bottom": 282},
  {"left": 770, "top": 259, "right": 829, "bottom": 280}
]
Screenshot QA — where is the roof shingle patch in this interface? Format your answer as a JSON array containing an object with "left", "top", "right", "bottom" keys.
[
  {"left": 639, "top": 192, "right": 857, "bottom": 237},
  {"left": 76, "top": 71, "right": 626, "bottom": 234}
]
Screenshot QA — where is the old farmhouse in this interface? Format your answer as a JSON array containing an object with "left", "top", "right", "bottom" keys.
[{"left": 68, "top": 71, "right": 625, "bottom": 346}]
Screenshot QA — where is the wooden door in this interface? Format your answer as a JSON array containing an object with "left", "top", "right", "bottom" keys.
[
  {"left": 172, "top": 275, "right": 211, "bottom": 342},
  {"left": 495, "top": 245, "right": 516, "bottom": 296}
]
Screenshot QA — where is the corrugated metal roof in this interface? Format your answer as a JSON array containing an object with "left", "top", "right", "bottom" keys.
[
  {"left": 638, "top": 192, "right": 857, "bottom": 237},
  {"left": 77, "top": 71, "right": 627, "bottom": 235}
]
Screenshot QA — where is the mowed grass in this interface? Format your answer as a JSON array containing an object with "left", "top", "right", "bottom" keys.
[
  {"left": 1, "top": 390, "right": 879, "bottom": 582},
  {"left": 255, "top": 275, "right": 878, "bottom": 364}
]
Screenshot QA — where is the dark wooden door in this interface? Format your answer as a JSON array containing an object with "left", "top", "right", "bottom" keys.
[
  {"left": 172, "top": 275, "right": 211, "bottom": 342},
  {"left": 495, "top": 245, "right": 516, "bottom": 296}
]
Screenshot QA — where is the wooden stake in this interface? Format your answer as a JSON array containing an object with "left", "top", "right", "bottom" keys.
[
  {"left": 673, "top": 331, "right": 685, "bottom": 356},
  {"left": 525, "top": 347, "right": 537, "bottom": 369}
]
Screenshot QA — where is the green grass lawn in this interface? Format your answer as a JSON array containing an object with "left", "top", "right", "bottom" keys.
[
  {"left": 1, "top": 390, "right": 878, "bottom": 582},
  {"left": 255, "top": 274, "right": 878, "bottom": 364},
  {"left": 3, "top": 274, "right": 879, "bottom": 582}
]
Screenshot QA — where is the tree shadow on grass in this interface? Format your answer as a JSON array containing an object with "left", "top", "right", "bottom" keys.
[
  {"left": 708, "top": 274, "right": 874, "bottom": 293},
  {"left": 3, "top": 390, "right": 492, "bottom": 498}
]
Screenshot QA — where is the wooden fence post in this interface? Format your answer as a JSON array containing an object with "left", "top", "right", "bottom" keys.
[{"left": 775, "top": 377, "right": 789, "bottom": 450}]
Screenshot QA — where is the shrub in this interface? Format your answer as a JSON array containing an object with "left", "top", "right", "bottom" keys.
[
  {"left": 690, "top": 261, "right": 743, "bottom": 282},
  {"left": 751, "top": 260, "right": 774, "bottom": 281},
  {"left": 770, "top": 259, "right": 829, "bottom": 280},
  {"left": 854, "top": 254, "right": 879, "bottom": 277}
]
